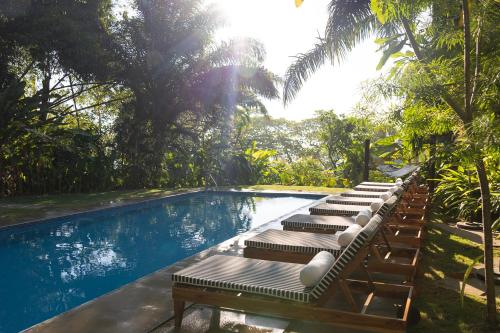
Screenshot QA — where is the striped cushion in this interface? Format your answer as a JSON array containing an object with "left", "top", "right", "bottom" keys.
[
  {"left": 326, "top": 195, "right": 383, "bottom": 206},
  {"left": 341, "top": 191, "right": 382, "bottom": 198},
  {"left": 310, "top": 203, "right": 369, "bottom": 216},
  {"left": 172, "top": 255, "right": 313, "bottom": 303},
  {"left": 281, "top": 214, "right": 353, "bottom": 231},
  {"left": 244, "top": 229, "right": 342, "bottom": 257},
  {"left": 359, "top": 182, "right": 395, "bottom": 187},
  {"left": 354, "top": 185, "right": 391, "bottom": 192}
]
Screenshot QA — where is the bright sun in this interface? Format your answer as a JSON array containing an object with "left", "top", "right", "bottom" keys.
[{"left": 211, "top": 0, "right": 273, "bottom": 39}]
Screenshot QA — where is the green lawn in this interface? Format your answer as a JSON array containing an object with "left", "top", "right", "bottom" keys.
[
  {"left": 0, "top": 185, "right": 344, "bottom": 226},
  {"left": 0, "top": 188, "right": 192, "bottom": 226},
  {"left": 410, "top": 223, "right": 500, "bottom": 333},
  {"left": 241, "top": 184, "right": 346, "bottom": 194}
]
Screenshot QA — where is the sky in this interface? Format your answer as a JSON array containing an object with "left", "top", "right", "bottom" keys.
[{"left": 212, "top": 0, "right": 384, "bottom": 120}]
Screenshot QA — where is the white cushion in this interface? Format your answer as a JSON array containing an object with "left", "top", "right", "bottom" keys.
[
  {"left": 371, "top": 201, "right": 383, "bottom": 212},
  {"left": 388, "top": 186, "right": 399, "bottom": 193},
  {"left": 355, "top": 208, "right": 372, "bottom": 226},
  {"left": 396, "top": 178, "right": 403, "bottom": 183},
  {"left": 337, "top": 224, "right": 362, "bottom": 247},
  {"left": 380, "top": 192, "right": 391, "bottom": 201},
  {"left": 299, "top": 251, "right": 336, "bottom": 287},
  {"left": 360, "top": 208, "right": 372, "bottom": 217},
  {"left": 355, "top": 212, "right": 370, "bottom": 226}
]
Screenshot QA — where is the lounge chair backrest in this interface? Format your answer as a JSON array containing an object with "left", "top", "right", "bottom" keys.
[
  {"left": 309, "top": 215, "right": 381, "bottom": 300},
  {"left": 377, "top": 195, "right": 398, "bottom": 218},
  {"left": 360, "top": 214, "right": 383, "bottom": 241},
  {"left": 394, "top": 186, "right": 405, "bottom": 197},
  {"left": 376, "top": 195, "right": 398, "bottom": 216}
]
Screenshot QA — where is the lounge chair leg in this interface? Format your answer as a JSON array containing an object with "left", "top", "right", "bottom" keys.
[
  {"left": 339, "top": 279, "right": 358, "bottom": 312},
  {"left": 174, "top": 300, "right": 185, "bottom": 328}
]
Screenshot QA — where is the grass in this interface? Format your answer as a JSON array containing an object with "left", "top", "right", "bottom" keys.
[
  {"left": 0, "top": 188, "right": 192, "bottom": 226},
  {"left": 0, "top": 185, "right": 345, "bottom": 226},
  {"left": 242, "top": 184, "right": 346, "bottom": 194},
  {"left": 410, "top": 222, "right": 500, "bottom": 333}
]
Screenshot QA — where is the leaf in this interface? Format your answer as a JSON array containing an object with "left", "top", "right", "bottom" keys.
[
  {"left": 460, "top": 255, "right": 483, "bottom": 306},
  {"left": 376, "top": 38, "right": 407, "bottom": 70},
  {"left": 371, "top": 0, "right": 388, "bottom": 24},
  {"left": 295, "top": 0, "right": 304, "bottom": 8}
]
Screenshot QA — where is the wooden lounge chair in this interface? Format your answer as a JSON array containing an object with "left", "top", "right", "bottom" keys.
[
  {"left": 281, "top": 214, "right": 355, "bottom": 233},
  {"left": 310, "top": 202, "right": 376, "bottom": 216},
  {"left": 244, "top": 215, "right": 420, "bottom": 283},
  {"left": 359, "top": 182, "right": 397, "bottom": 187},
  {"left": 341, "top": 190, "right": 384, "bottom": 198},
  {"left": 286, "top": 197, "right": 424, "bottom": 249},
  {"left": 354, "top": 185, "right": 393, "bottom": 192},
  {"left": 171, "top": 221, "right": 414, "bottom": 332},
  {"left": 326, "top": 195, "right": 384, "bottom": 206}
]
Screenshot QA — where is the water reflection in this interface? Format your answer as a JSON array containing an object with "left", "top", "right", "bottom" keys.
[{"left": 0, "top": 192, "right": 318, "bottom": 333}]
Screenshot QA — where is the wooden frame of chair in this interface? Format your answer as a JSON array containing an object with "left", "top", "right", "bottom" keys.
[
  {"left": 172, "top": 246, "right": 414, "bottom": 333},
  {"left": 366, "top": 244, "right": 420, "bottom": 283},
  {"left": 243, "top": 228, "right": 420, "bottom": 283}
]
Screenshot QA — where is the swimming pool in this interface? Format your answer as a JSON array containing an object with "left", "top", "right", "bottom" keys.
[{"left": 0, "top": 191, "right": 322, "bottom": 333}]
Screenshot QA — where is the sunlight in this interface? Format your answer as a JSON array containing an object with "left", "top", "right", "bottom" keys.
[{"left": 210, "top": 0, "right": 384, "bottom": 119}]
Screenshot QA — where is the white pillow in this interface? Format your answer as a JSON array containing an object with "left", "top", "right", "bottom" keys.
[
  {"left": 360, "top": 208, "right": 372, "bottom": 217},
  {"left": 371, "top": 201, "right": 383, "bottom": 212},
  {"left": 337, "top": 224, "right": 362, "bottom": 247},
  {"left": 380, "top": 192, "right": 391, "bottom": 201},
  {"left": 299, "top": 251, "right": 336, "bottom": 287},
  {"left": 396, "top": 178, "right": 403, "bottom": 183},
  {"left": 355, "top": 211, "right": 370, "bottom": 226},
  {"left": 389, "top": 186, "right": 398, "bottom": 193}
]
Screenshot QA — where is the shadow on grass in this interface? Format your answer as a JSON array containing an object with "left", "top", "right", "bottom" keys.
[{"left": 410, "top": 223, "right": 499, "bottom": 333}]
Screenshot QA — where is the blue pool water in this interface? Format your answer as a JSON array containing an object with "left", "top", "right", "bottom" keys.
[{"left": 0, "top": 191, "right": 321, "bottom": 333}]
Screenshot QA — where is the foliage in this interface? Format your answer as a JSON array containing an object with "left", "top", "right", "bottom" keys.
[{"left": 0, "top": 0, "right": 279, "bottom": 195}]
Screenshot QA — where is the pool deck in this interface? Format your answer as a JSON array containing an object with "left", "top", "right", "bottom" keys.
[{"left": 22, "top": 191, "right": 341, "bottom": 333}]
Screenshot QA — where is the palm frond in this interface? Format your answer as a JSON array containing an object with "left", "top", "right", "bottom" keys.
[
  {"left": 206, "top": 38, "right": 266, "bottom": 66},
  {"left": 283, "top": 39, "right": 328, "bottom": 105},
  {"left": 325, "top": 0, "right": 377, "bottom": 63}
]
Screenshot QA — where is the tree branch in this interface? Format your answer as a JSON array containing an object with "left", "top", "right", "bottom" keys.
[{"left": 401, "top": 17, "right": 467, "bottom": 121}]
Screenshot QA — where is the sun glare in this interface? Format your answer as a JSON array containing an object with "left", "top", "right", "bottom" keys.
[{"left": 209, "top": 0, "right": 383, "bottom": 120}]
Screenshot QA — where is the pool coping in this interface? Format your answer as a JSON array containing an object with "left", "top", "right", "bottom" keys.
[{"left": 17, "top": 190, "right": 329, "bottom": 333}]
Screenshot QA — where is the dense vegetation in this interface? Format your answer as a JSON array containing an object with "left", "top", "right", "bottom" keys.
[{"left": 0, "top": 0, "right": 280, "bottom": 194}]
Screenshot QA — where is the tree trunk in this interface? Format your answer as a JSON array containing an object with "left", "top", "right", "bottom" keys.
[
  {"left": 428, "top": 135, "right": 437, "bottom": 194},
  {"left": 363, "top": 139, "right": 370, "bottom": 181},
  {"left": 40, "top": 59, "right": 51, "bottom": 121},
  {"left": 475, "top": 157, "right": 497, "bottom": 326},
  {"left": 462, "top": 0, "right": 473, "bottom": 123}
]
